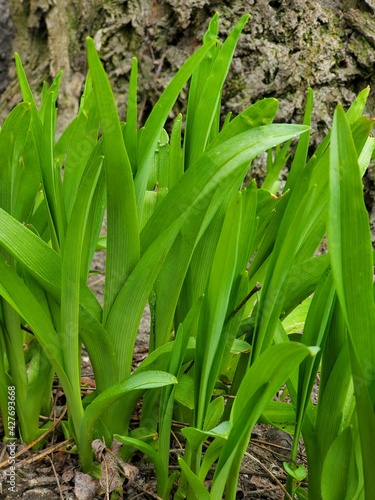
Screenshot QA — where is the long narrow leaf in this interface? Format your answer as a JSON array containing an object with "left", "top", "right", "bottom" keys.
[
  {"left": 184, "top": 14, "right": 249, "bottom": 168},
  {"left": 60, "top": 155, "right": 103, "bottom": 425},
  {"left": 0, "top": 103, "right": 31, "bottom": 215},
  {"left": 79, "top": 371, "right": 177, "bottom": 471},
  {"left": 135, "top": 40, "right": 217, "bottom": 214},
  {"left": 105, "top": 217, "right": 185, "bottom": 380},
  {"left": 141, "top": 123, "right": 309, "bottom": 254},
  {"left": 195, "top": 191, "right": 242, "bottom": 429},
  {"left": 61, "top": 88, "right": 100, "bottom": 218},
  {"left": 0, "top": 208, "right": 101, "bottom": 319},
  {"left": 328, "top": 103, "right": 375, "bottom": 494},
  {"left": 123, "top": 57, "right": 138, "bottom": 171},
  {"left": 0, "top": 255, "right": 82, "bottom": 431},
  {"left": 211, "top": 343, "right": 316, "bottom": 498},
  {"left": 86, "top": 37, "right": 140, "bottom": 323}
]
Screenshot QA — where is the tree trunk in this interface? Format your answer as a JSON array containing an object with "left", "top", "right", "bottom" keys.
[{"left": 1, "top": 0, "right": 374, "bottom": 233}]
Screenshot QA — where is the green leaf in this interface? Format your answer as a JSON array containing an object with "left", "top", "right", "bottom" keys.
[
  {"left": 328, "top": 103, "right": 375, "bottom": 495},
  {"left": 60, "top": 155, "right": 104, "bottom": 430},
  {"left": 321, "top": 426, "right": 359, "bottom": 500},
  {"left": 211, "top": 342, "right": 314, "bottom": 499},
  {"left": 146, "top": 100, "right": 287, "bottom": 352},
  {"left": 135, "top": 337, "right": 196, "bottom": 374},
  {"left": 174, "top": 373, "right": 194, "bottom": 410},
  {"left": 0, "top": 208, "right": 101, "bottom": 319},
  {"left": 295, "top": 487, "right": 309, "bottom": 500},
  {"left": 0, "top": 254, "right": 63, "bottom": 367},
  {"left": 79, "top": 371, "right": 177, "bottom": 471},
  {"left": 195, "top": 191, "right": 242, "bottom": 428},
  {"left": 105, "top": 216, "right": 185, "bottom": 380},
  {"left": 282, "top": 297, "right": 311, "bottom": 335},
  {"left": 283, "top": 462, "right": 307, "bottom": 481},
  {"left": 203, "top": 397, "right": 225, "bottom": 432},
  {"left": 230, "top": 339, "right": 252, "bottom": 354},
  {"left": 123, "top": 57, "right": 138, "bottom": 171},
  {"left": 39, "top": 90, "right": 66, "bottom": 249},
  {"left": 294, "top": 272, "right": 335, "bottom": 454},
  {"left": 285, "top": 87, "right": 313, "bottom": 190},
  {"left": 0, "top": 208, "right": 119, "bottom": 393},
  {"left": 199, "top": 437, "right": 225, "bottom": 482},
  {"left": 184, "top": 13, "right": 219, "bottom": 155},
  {"left": 13, "top": 125, "right": 40, "bottom": 224},
  {"left": 178, "top": 458, "right": 211, "bottom": 499},
  {"left": 143, "top": 122, "right": 309, "bottom": 353},
  {"left": 60, "top": 87, "right": 100, "bottom": 218},
  {"left": 115, "top": 433, "right": 164, "bottom": 477},
  {"left": 346, "top": 86, "right": 370, "bottom": 123},
  {"left": 316, "top": 341, "right": 354, "bottom": 470},
  {"left": 0, "top": 102, "right": 32, "bottom": 217},
  {"left": 328, "top": 104, "right": 375, "bottom": 376},
  {"left": 135, "top": 39, "right": 217, "bottom": 220},
  {"left": 184, "top": 14, "right": 249, "bottom": 168},
  {"left": 252, "top": 143, "right": 324, "bottom": 359},
  {"left": 86, "top": 37, "right": 140, "bottom": 322},
  {"left": 141, "top": 123, "right": 309, "bottom": 255},
  {"left": 169, "top": 114, "right": 184, "bottom": 188},
  {"left": 260, "top": 400, "right": 296, "bottom": 435},
  {"left": 0, "top": 255, "right": 83, "bottom": 440},
  {"left": 282, "top": 254, "right": 329, "bottom": 317},
  {"left": 263, "top": 140, "right": 291, "bottom": 193},
  {"left": 15, "top": 53, "right": 38, "bottom": 110}
]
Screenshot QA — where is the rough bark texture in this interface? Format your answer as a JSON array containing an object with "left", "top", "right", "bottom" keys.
[{"left": 0, "top": 0, "right": 374, "bottom": 234}]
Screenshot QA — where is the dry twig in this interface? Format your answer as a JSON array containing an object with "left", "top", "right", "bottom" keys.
[{"left": 244, "top": 451, "right": 293, "bottom": 500}]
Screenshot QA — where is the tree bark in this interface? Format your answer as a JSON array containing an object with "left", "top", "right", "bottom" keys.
[{"left": 0, "top": 0, "right": 374, "bottom": 233}]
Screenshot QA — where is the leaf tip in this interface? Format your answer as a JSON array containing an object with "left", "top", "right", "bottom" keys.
[
  {"left": 86, "top": 37, "right": 96, "bottom": 52},
  {"left": 307, "top": 346, "right": 320, "bottom": 357}
]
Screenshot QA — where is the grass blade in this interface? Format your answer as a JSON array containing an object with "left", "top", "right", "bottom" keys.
[
  {"left": 184, "top": 14, "right": 249, "bottom": 168},
  {"left": 60, "top": 87, "right": 100, "bottom": 218},
  {"left": 123, "top": 57, "right": 138, "bottom": 171},
  {"left": 321, "top": 426, "right": 359, "bottom": 500},
  {"left": 86, "top": 37, "right": 140, "bottom": 323},
  {"left": 134, "top": 40, "right": 217, "bottom": 219},
  {"left": 141, "top": 123, "right": 309, "bottom": 254},
  {"left": 211, "top": 343, "right": 315, "bottom": 498},
  {"left": 60, "top": 155, "right": 103, "bottom": 419},
  {"left": 105, "top": 217, "right": 184, "bottom": 380},
  {"left": 195, "top": 191, "right": 242, "bottom": 429},
  {"left": 0, "top": 103, "right": 31, "bottom": 216},
  {"left": 79, "top": 371, "right": 177, "bottom": 471},
  {"left": 328, "top": 103, "right": 375, "bottom": 495}
]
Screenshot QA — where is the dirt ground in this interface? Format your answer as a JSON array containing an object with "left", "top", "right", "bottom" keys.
[{"left": 0, "top": 421, "right": 301, "bottom": 499}]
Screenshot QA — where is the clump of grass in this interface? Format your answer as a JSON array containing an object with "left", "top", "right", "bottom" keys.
[{"left": 0, "top": 13, "right": 374, "bottom": 499}]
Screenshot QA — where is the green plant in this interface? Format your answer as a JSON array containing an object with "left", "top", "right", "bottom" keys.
[
  {"left": 0, "top": 11, "right": 374, "bottom": 500},
  {"left": 284, "top": 97, "right": 375, "bottom": 499}
]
